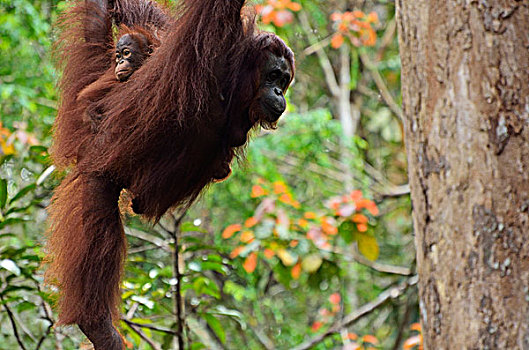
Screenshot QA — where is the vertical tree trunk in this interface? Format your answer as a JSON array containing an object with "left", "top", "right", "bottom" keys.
[{"left": 397, "top": 1, "right": 529, "bottom": 349}]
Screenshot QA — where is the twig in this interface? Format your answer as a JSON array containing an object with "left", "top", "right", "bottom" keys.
[
  {"left": 171, "top": 211, "right": 186, "bottom": 350},
  {"left": 35, "top": 302, "right": 54, "bottom": 350},
  {"left": 359, "top": 51, "right": 403, "bottom": 122},
  {"left": 291, "top": 275, "right": 419, "bottom": 350},
  {"left": 391, "top": 297, "right": 414, "bottom": 350},
  {"left": 299, "top": 11, "right": 340, "bottom": 97},
  {"left": 250, "top": 326, "right": 275, "bottom": 350},
  {"left": 124, "top": 227, "right": 171, "bottom": 252},
  {"left": 302, "top": 35, "right": 332, "bottom": 57},
  {"left": 1, "top": 295, "right": 27, "bottom": 350},
  {"left": 122, "top": 319, "right": 176, "bottom": 335},
  {"left": 126, "top": 322, "right": 162, "bottom": 350},
  {"left": 332, "top": 247, "right": 412, "bottom": 276}
]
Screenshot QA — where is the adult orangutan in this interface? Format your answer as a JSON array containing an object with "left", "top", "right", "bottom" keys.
[{"left": 45, "top": 0, "right": 294, "bottom": 348}]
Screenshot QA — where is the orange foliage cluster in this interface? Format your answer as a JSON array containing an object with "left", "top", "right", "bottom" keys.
[
  {"left": 255, "top": 0, "right": 301, "bottom": 27},
  {"left": 0, "top": 122, "right": 39, "bottom": 155},
  {"left": 330, "top": 10, "right": 379, "bottom": 49},
  {"left": 222, "top": 180, "right": 380, "bottom": 276}
]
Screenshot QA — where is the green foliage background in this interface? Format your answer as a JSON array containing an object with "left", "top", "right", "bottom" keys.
[{"left": 0, "top": 0, "right": 419, "bottom": 349}]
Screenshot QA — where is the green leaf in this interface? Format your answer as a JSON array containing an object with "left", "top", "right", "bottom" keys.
[
  {"left": 357, "top": 233, "right": 379, "bottom": 261},
  {"left": 0, "top": 179, "right": 7, "bottom": 209},
  {"left": 9, "top": 183, "right": 36, "bottom": 204},
  {"left": 301, "top": 254, "right": 323, "bottom": 273},
  {"left": 0, "top": 259, "right": 21, "bottom": 276},
  {"left": 203, "top": 314, "right": 226, "bottom": 344},
  {"left": 338, "top": 221, "right": 356, "bottom": 244}
]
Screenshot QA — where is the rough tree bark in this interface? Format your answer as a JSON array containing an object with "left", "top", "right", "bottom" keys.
[{"left": 397, "top": 1, "right": 529, "bottom": 349}]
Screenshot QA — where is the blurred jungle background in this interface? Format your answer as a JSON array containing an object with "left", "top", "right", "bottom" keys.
[{"left": 0, "top": 0, "right": 421, "bottom": 349}]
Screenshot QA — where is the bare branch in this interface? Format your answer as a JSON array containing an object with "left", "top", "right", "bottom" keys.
[
  {"left": 122, "top": 319, "right": 176, "bottom": 335},
  {"left": 124, "top": 227, "right": 171, "bottom": 252},
  {"left": 291, "top": 275, "right": 419, "bottom": 350},
  {"left": 1, "top": 295, "right": 27, "bottom": 350},
  {"left": 299, "top": 11, "right": 340, "bottom": 97},
  {"left": 126, "top": 322, "right": 162, "bottom": 350},
  {"left": 332, "top": 246, "right": 413, "bottom": 276},
  {"left": 359, "top": 51, "right": 403, "bottom": 122}
]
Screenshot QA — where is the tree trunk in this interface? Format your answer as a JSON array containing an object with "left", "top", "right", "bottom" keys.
[{"left": 397, "top": 1, "right": 529, "bottom": 349}]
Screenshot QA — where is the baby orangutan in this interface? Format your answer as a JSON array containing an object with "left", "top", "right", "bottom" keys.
[{"left": 77, "top": 27, "right": 158, "bottom": 132}]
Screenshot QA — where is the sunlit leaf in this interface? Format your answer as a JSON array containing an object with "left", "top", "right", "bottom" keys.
[
  {"left": 357, "top": 233, "right": 379, "bottom": 261},
  {"left": 222, "top": 224, "right": 242, "bottom": 239},
  {"left": 291, "top": 262, "right": 301, "bottom": 279},
  {"left": 204, "top": 314, "right": 226, "bottom": 344},
  {"left": 362, "top": 334, "right": 378, "bottom": 344},
  {"left": 301, "top": 254, "right": 322, "bottom": 273},
  {"left": 243, "top": 252, "right": 258, "bottom": 273},
  {"left": 403, "top": 335, "right": 421, "bottom": 349},
  {"left": 331, "top": 33, "right": 344, "bottom": 49},
  {"left": 329, "top": 292, "right": 340, "bottom": 305},
  {"left": 240, "top": 231, "right": 255, "bottom": 243},
  {"left": 0, "top": 259, "right": 20, "bottom": 276},
  {"left": 277, "top": 249, "right": 297, "bottom": 266},
  {"left": 244, "top": 217, "right": 258, "bottom": 228}
]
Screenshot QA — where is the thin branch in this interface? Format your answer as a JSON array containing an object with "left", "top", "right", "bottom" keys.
[
  {"left": 359, "top": 51, "right": 403, "bottom": 122},
  {"left": 170, "top": 211, "right": 186, "bottom": 350},
  {"left": 299, "top": 11, "right": 340, "bottom": 97},
  {"left": 332, "top": 247, "right": 412, "bottom": 276},
  {"left": 126, "top": 322, "right": 162, "bottom": 350},
  {"left": 1, "top": 295, "right": 27, "bottom": 350},
  {"left": 302, "top": 35, "right": 332, "bottom": 57},
  {"left": 122, "top": 319, "right": 177, "bottom": 335},
  {"left": 291, "top": 275, "right": 419, "bottom": 350},
  {"left": 250, "top": 326, "right": 275, "bottom": 350},
  {"left": 124, "top": 227, "right": 171, "bottom": 252}
]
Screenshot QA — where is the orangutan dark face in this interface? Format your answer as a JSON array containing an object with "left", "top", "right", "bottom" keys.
[
  {"left": 258, "top": 53, "right": 293, "bottom": 123},
  {"left": 114, "top": 33, "right": 152, "bottom": 82}
]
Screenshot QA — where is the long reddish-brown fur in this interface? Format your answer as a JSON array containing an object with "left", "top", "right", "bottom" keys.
[{"left": 46, "top": 0, "right": 294, "bottom": 333}]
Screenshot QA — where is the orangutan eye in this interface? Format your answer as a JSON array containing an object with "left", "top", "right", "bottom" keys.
[
  {"left": 123, "top": 49, "right": 131, "bottom": 58},
  {"left": 268, "top": 70, "right": 280, "bottom": 81}
]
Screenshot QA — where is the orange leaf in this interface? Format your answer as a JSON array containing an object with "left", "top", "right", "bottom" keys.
[
  {"left": 291, "top": 262, "right": 301, "bottom": 279},
  {"left": 356, "top": 223, "right": 368, "bottom": 232},
  {"left": 240, "top": 231, "right": 255, "bottom": 243},
  {"left": 311, "top": 321, "right": 323, "bottom": 332},
  {"left": 329, "top": 293, "right": 341, "bottom": 305},
  {"left": 347, "top": 333, "right": 358, "bottom": 340},
  {"left": 331, "top": 33, "right": 344, "bottom": 49},
  {"left": 330, "top": 12, "right": 342, "bottom": 21},
  {"left": 352, "top": 10, "right": 364, "bottom": 18},
  {"left": 264, "top": 248, "right": 275, "bottom": 259},
  {"left": 245, "top": 217, "right": 258, "bottom": 228},
  {"left": 287, "top": 2, "right": 301, "bottom": 11},
  {"left": 273, "top": 181, "right": 288, "bottom": 194},
  {"left": 343, "top": 11, "right": 355, "bottom": 21},
  {"left": 297, "top": 218, "right": 309, "bottom": 228},
  {"left": 251, "top": 185, "right": 267, "bottom": 198},
  {"left": 362, "top": 334, "right": 378, "bottom": 344},
  {"left": 352, "top": 214, "right": 368, "bottom": 224},
  {"left": 222, "top": 224, "right": 242, "bottom": 239},
  {"left": 410, "top": 323, "right": 422, "bottom": 332},
  {"left": 367, "top": 11, "right": 379, "bottom": 23},
  {"left": 321, "top": 217, "right": 338, "bottom": 235},
  {"left": 403, "top": 335, "right": 421, "bottom": 349},
  {"left": 351, "top": 190, "right": 363, "bottom": 201},
  {"left": 304, "top": 212, "right": 317, "bottom": 219},
  {"left": 230, "top": 246, "right": 244, "bottom": 258},
  {"left": 243, "top": 252, "right": 258, "bottom": 273}
]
